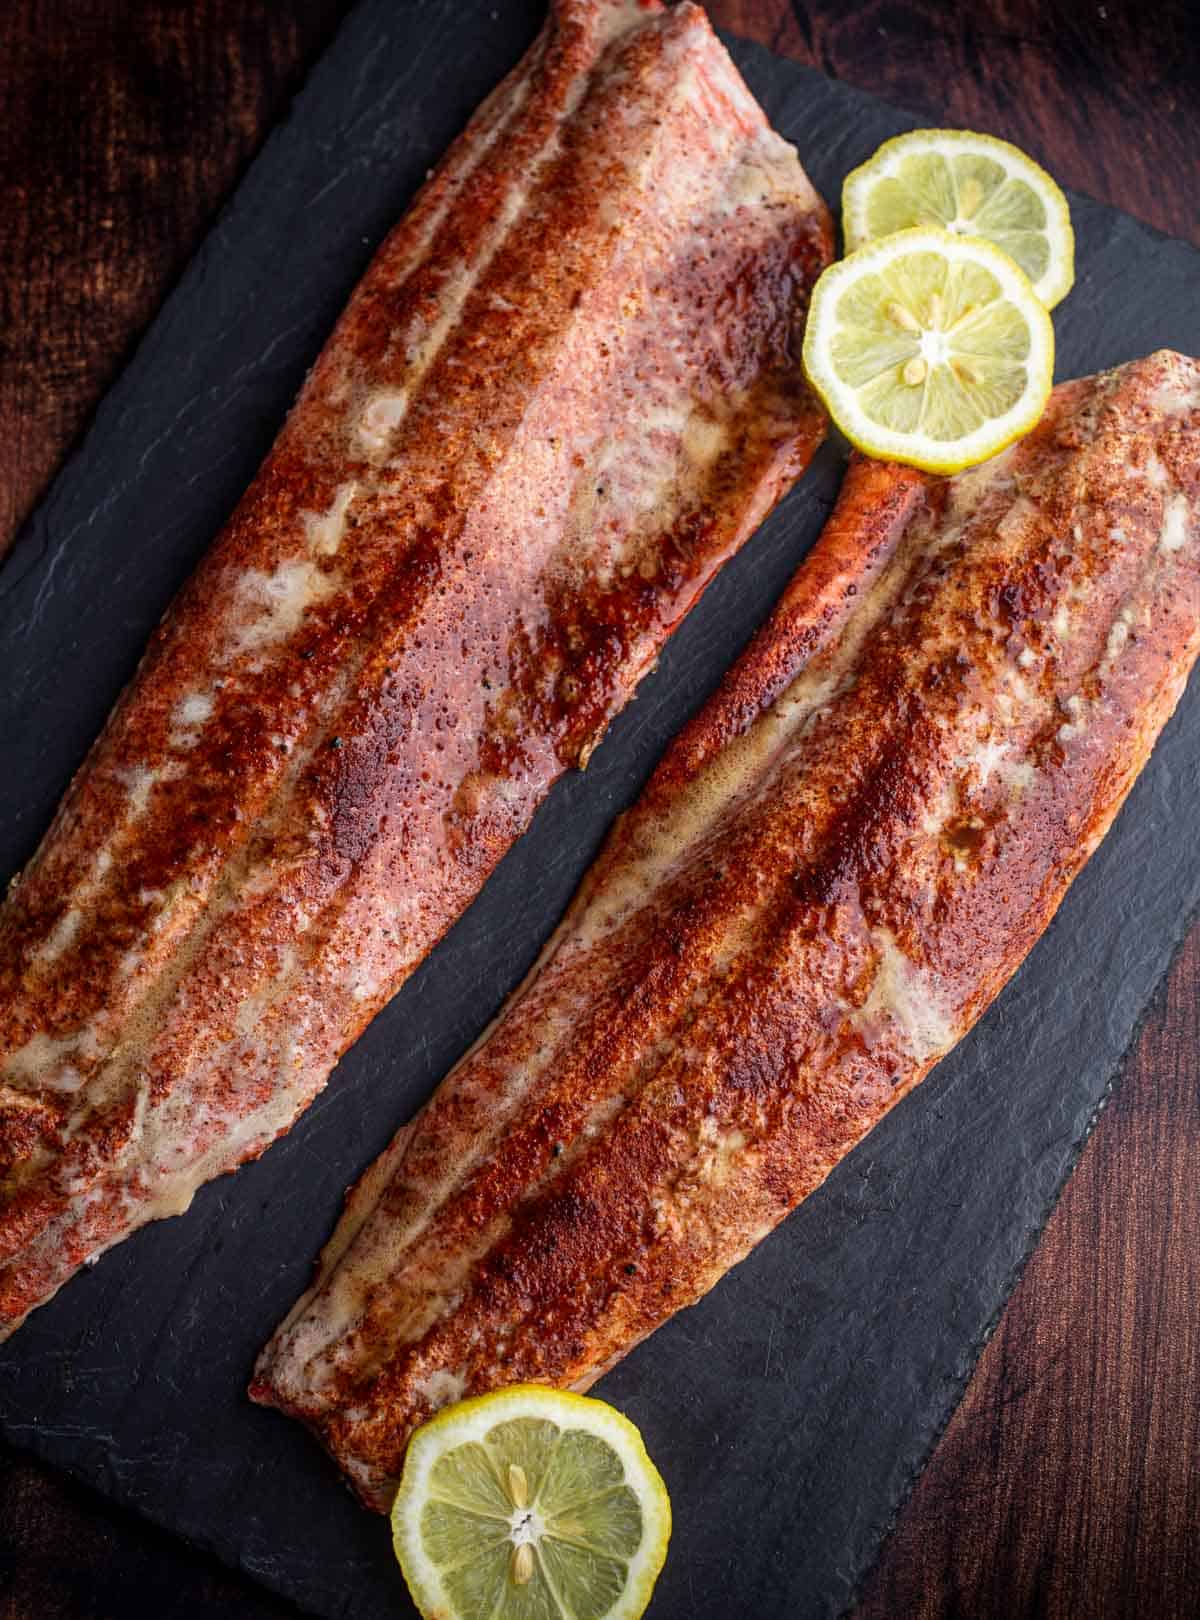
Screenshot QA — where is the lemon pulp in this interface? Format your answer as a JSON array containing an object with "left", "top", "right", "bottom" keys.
[
  {"left": 842, "top": 128, "right": 1074, "bottom": 309},
  {"left": 392, "top": 1385, "right": 671, "bottom": 1620},
  {"left": 803, "top": 226, "right": 1054, "bottom": 474}
]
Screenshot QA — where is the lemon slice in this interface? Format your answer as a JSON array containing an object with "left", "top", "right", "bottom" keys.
[
  {"left": 802, "top": 226, "right": 1054, "bottom": 474},
  {"left": 842, "top": 128, "right": 1074, "bottom": 308},
  {"left": 391, "top": 1385, "right": 672, "bottom": 1620}
]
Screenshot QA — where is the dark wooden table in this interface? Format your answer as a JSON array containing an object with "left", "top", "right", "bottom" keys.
[{"left": 1, "top": 3, "right": 1197, "bottom": 1617}]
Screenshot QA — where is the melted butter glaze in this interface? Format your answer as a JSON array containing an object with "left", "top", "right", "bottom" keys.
[
  {"left": 253, "top": 351, "right": 1200, "bottom": 1511},
  {"left": 0, "top": 0, "right": 832, "bottom": 1335}
]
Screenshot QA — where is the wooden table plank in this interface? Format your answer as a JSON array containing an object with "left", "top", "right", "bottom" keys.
[
  {"left": 718, "top": 0, "right": 1198, "bottom": 242},
  {"left": 0, "top": 0, "right": 343, "bottom": 553},
  {"left": 1, "top": 3, "right": 1197, "bottom": 1617}
]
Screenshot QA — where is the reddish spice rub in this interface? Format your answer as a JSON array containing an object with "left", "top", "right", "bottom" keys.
[
  {"left": 0, "top": 0, "right": 833, "bottom": 1337},
  {"left": 253, "top": 352, "right": 1200, "bottom": 1511}
]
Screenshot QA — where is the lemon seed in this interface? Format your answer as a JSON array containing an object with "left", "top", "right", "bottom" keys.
[
  {"left": 952, "top": 358, "right": 978, "bottom": 384},
  {"left": 902, "top": 356, "right": 928, "bottom": 386},
  {"left": 511, "top": 1543, "right": 535, "bottom": 1586},
  {"left": 886, "top": 300, "right": 921, "bottom": 333},
  {"left": 508, "top": 1463, "right": 529, "bottom": 1509}
]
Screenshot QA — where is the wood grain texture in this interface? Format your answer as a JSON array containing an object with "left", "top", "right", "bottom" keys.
[
  {"left": 0, "top": 2, "right": 1196, "bottom": 1617},
  {"left": 0, "top": 1446, "right": 295, "bottom": 1620},
  {"left": 0, "top": 0, "right": 343, "bottom": 553},
  {"left": 854, "top": 930, "right": 1200, "bottom": 1620},
  {"left": 719, "top": 0, "right": 1199, "bottom": 242}
]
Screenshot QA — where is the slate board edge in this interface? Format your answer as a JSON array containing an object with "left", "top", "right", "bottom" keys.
[{"left": 0, "top": 5, "right": 1197, "bottom": 1618}]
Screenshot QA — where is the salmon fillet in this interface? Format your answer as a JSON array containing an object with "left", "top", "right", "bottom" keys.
[
  {"left": 253, "top": 351, "right": 1200, "bottom": 1510},
  {"left": 0, "top": 0, "right": 832, "bottom": 1336}
]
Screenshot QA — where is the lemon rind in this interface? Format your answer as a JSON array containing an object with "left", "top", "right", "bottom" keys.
[
  {"left": 841, "top": 127, "right": 1075, "bottom": 309},
  {"left": 391, "top": 1383, "right": 672, "bottom": 1620}
]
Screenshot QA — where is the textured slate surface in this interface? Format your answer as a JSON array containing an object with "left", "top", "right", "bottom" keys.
[{"left": 1, "top": 2, "right": 1197, "bottom": 1616}]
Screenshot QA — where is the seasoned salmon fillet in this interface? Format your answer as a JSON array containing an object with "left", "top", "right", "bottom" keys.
[
  {"left": 0, "top": 0, "right": 832, "bottom": 1336},
  {"left": 254, "top": 351, "right": 1200, "bottom": 1510}
]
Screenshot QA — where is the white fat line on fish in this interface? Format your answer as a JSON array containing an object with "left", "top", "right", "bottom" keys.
[
  {"left": 1, "top": 1028, "right": 102, "bottom": 1094},
  {"left": 1161, "top": 492, "right": 1190, "bottom": 553},
  {"left": 19, "top": 764, "right": 185, "bottom": 986}
]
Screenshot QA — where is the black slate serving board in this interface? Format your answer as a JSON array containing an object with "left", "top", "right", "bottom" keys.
[{"left": 1, "top": 3, "right": 1198, "bottom": 1616}]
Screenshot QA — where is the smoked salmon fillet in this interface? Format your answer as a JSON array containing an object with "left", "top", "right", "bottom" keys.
[
  {"left": 253, "top": 351, "right": 1200, "bottom": 1510},
  {"left": 0, "top": 0, "right": 832, "bottom": 1337}
]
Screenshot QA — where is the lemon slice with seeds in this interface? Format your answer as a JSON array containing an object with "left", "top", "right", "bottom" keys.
[
  {"left": 391, "top": 1385, "right": 671, "bottom": 1620},
  {"left": 802, "top": 225, "right": 1054, "bottom": 475},
  {"left": 842, "top": 128, "right": 1074, "bottom": 308}
]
